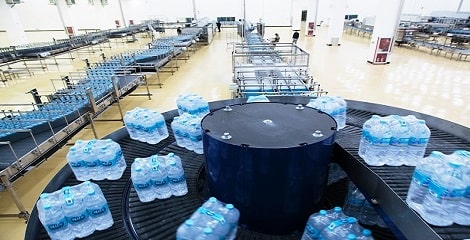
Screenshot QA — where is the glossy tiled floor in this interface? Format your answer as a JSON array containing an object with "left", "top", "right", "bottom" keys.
[{"left": 0, "top": 25, "right": 468, "bottom": 239}]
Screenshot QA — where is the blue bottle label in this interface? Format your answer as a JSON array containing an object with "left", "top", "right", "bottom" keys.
[
  {"left": 47, "top": 219, "right": 67, "bottom": 232},
  {"left": 189, "top": 135, "right": 202, "bottom": 142},
  {"left": 101, "top": 160, "right": 115, "bottom": 167},
  {"left": 169, "top": 175, "right": 185, "bottom": 184},
  {"left": 428, "top": 180, "right": 465, "bottom": 199},
  {"left": 152, "top": 178, "right": 168, "bottom": 186},
  {"left": 369, "top": 136, "right": 390, "bottom": 146},
  {"left": 390, "top": 137, "right": 409, "bottom": 146},
  {"left": 305, "top": 223, "right": 321, "bottom": 238},
  {"left": 409, "top": 137, "right": 428, "bottom": 146},
  {"left": 86, "top": 160, "right": 100, "bottom": 167},
  {"left": 412, "top": 170, "right": 431, "bottom": 187},
  {"left": 70, "top": 161, "right": 84, "bottom": 168},
  {"left": 67, "top": 213, "right": 88, "bottom": 224},
  {"left": 134, "top": 182, "right": 151, "bottom": 190},
  {"left": 87, "top": 205, "right": 109, "bottom": 217}
]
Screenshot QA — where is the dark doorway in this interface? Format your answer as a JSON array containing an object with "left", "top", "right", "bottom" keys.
[{"left": 301, "top": 10, "right": 307, "bottom": 21}]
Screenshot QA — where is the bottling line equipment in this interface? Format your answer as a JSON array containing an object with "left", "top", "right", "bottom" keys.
[
  {"left": 0, "top": 30, "right": 202, "bottom": 221},
  {"left": 232, "top": 33, "right": 326, "bottom": 98}
]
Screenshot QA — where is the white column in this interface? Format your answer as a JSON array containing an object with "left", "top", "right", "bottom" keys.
[
  {"left": 367, "top": 0, "right": 404, "bottom": 64},
  {"left": 326, "top": 0, "right": 347, "bottom": 45},
  {"left": 291, "top": 0, "right": 303, "bottom": 31},
  {"left": 0, "top": 1, "right": 28, "bottom": 45},
  {"left": 56, "top": 0, "right": 78, "bottom": 35},
  {"left": 304, "top": 0, "right": 319, "bottom": 36},
  {"left": 118, "top": 0, "right": 127, "bottom": 28}
]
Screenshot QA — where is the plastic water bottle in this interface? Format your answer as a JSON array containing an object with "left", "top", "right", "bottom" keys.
[
  {"left": 387, "top": 116, "right": 410, "bottom": 166},
  {"left": 328, "top": 206, "right": 346, "bottom": 221},
  {"left": 407, "top": 119, "right": 431, "bottom": 166},
  {"left": 222, "top": 204, "right": 240, "bottom": 240},
  {"left": 363, "top": 120, "right": 391, "bottom": 166},
  {"left": 196, "top": 227, "right": 219, "bottom": 240},
  {"left": 167, "top": 158, "right": 188, "bottom": 196},
  {"left": 67, "top": 146, "right": 88, "bottom": 181},
  {"left": 358, "top": 115, "right": 381, "bottom": 159},
  {"left": 302, "top": 210, "right": 331, "bottom": 240},
  {"left": 83, "top": 142, "right": 104, "bottom": 181},
  {"left": 171, "top": 116, "right": 185, "bottom": 147},
  {"left": 150, "top": 157, "right": 172, "bottom": 199},
  {"left": 167, "top": 152, "right": 183, "bottom": 168},
  {"left": 62, "top": 189, "right": 95, "bottom": 238},
  {"left": 100, "top": 140, "right": 127, "bottom": 180},
  {"left": 192, "top": 207, "right": 230, "bottom": 239},
  {"left": 131, "top": 159, "right": 154, "bottom": 202},
  {"left": 38, "top": 198, "right": 73, "bottom": 240},
  {"left": 154, "top": 111, "right": 169, "bottom": 143},
  {"left": 421, "top": 160, "right": 466, "bottom": 226},
  {"left": 453, "top": 150, "right": 470, "bottom": 225},
  {"left": 177, "top": 219, "right": 201, "bottom": 240},
  {"left": 321, "top": 217, "right": 362, "bottom": 240},
  {"left": 187, "top": 119, "right": 203, "bottom": 154},
  {"left": 202, "top": 197, "right": 224, "bottom": 212},
  {"left": 356, "top": 229, "right": 374, "bottom": 240},
  {"left": 333, "top": 96, "right": 347, "bottom": 130},
  {"left": 83, "top": 181, "right": 114, "bottom": 230},
  {"left": 406, "top": 151, "right": 445, "bottom": 213},
  {"left": 343, "top": 184, "right": 365, "bottom": 219}
]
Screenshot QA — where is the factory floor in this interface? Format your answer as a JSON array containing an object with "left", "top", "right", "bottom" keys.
[{"left": 0, "top": 25, "right": 468, "bottom": 240}]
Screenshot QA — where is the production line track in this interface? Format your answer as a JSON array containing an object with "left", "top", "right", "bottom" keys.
[{"left": 24, "top": 96, "right": 470, "bottom": 240}]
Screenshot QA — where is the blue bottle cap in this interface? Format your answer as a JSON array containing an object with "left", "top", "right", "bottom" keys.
[
  {"left": 226, "top": 204, "right": 234, "bottom": 210},
  {"left": 362, "top": 229, "right": 372, "bottom": 236},
  {"left": 319, "top": 210, "right": 327, "bottom": 215},
  {"left": 347, "top": 233, "right": 357, "bottom": 239},
  {"left": 333, "top": 206, "right": 342, "bottom": 212},
  {"left": 185, "top": 219, "right": 194, "bottom": 226}
]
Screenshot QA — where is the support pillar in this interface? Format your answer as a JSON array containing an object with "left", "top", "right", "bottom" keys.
[
  {"left": 367, "top": 0, "right": 404, "bottom": 64},
  {"left": 0, "top": 1, "right": 28, "bottom": 45},
  {"left": 56, "top": 0, "right": 78, "bottom": 37},
  {"left": 326, "top": 0, "right": 347, "bottom": 46},
  {"left": 291, "top": 0, "right": 303, "bottom": 31}
]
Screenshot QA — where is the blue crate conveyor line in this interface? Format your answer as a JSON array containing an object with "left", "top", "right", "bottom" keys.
[
  {"left": 0, "top": 27, "right": 201, "bottom": 220},
  {"left": 232, "top": 32, "right": 327, "bottom": 98}
]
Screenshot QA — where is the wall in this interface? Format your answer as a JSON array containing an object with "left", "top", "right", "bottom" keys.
[{"left": 0, "top": 0, "right": 466, "bottom": 46}]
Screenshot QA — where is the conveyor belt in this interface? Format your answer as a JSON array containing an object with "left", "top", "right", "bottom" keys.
[{"left": 25, "top": 97, "right": 470, "bottom": 240}]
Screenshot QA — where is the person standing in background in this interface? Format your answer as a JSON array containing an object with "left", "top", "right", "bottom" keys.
[
  {"left": 177, "top": 27, "right": 182, "bottom": 35},
  {"left": 216, "top": 22, "right": 221, "bottom": 32},
  {"left": 292, "top": 31, "right": 300, "bottom": 44}
]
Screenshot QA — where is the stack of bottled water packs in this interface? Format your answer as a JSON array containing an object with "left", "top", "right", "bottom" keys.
[
  {"left": 171, "top": 93, "right": 210, "bottom": 154},
  {"left": 406, "top": 150, "right": 470, "bottom": 226},
  {"left": 358, "top": 114, "right": 431, "bottom": 166},
  {"left": 123, "top": 107, "right": 169, "bottom": 144},
  {"left": 176, "top": 93, "right": 210, "bottom": 117},
  {"left": 66, "top": 139, "right": 127, "bottom": 181},
  {"left": 37, "top": 181, "right": 113, "bottom": 240},
  {"left": 131, "top": 153, "right": 188, "bottom": 202},
  {"left": 306, "top": 96, "right": 347, "bottom": 130},
  {"left": 343, "top": 182, "right": 387, "bottom": 228},
  {"left": 301, "top": 206, "right": 374, "bottom": 240},
  {"left": 177, "top": 197, "right": 240, "bottom": 240}
]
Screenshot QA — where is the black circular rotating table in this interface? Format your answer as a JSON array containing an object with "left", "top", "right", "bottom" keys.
[{"left": 25, "top": 96, "right": 470, "bottom": 240}]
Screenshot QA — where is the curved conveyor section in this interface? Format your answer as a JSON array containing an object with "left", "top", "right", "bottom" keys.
[{"left": 25, "top": 96, "right": 470, "bottom": 240}]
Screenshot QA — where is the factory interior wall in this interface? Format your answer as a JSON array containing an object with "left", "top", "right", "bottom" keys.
[{"left": 0, "top": 0, "right": 466, "bottom": 46}]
